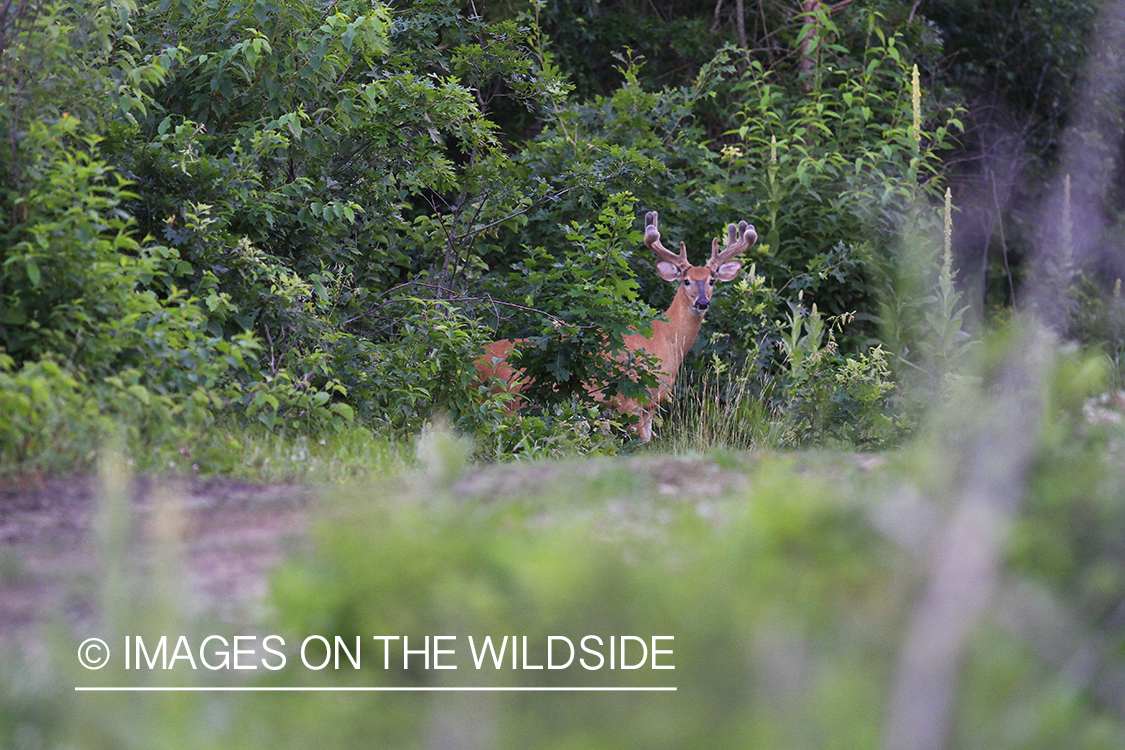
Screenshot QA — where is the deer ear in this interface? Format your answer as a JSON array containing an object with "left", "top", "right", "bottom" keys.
[
  {"left": 656, "top": 260, "right": 681, "bottom": 281},
  {"left": 714, "top": 260, "right": 743, "bottom": 281}
]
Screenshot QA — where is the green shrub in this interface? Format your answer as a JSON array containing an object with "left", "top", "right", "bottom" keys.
[{"left": 775, "top": 302, "right": 898, "bottom": 448}]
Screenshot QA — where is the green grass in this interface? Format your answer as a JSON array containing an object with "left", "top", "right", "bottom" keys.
[{"left": 652, "top": 366, "right": 790, "bottom": 453}]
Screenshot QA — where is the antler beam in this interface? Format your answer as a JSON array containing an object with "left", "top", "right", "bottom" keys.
[
  {"left": 645, "top": 211, "right": 690, "bottom": 271},
  {"left": 708, "top": 220, "right": 758, "bottom": 270}
]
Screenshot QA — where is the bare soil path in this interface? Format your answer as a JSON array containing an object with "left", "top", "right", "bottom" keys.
[
  {"left": 0, "top": 475, "right": 314, "bottom": 645},
  {"left": 0, "top": 456, "right": 757, "bottom": 648}
]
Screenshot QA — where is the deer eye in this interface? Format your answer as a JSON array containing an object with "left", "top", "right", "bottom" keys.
[
  {"left": 708, "top": 279, "right": 715, "bottom": 286},
  {"left": 683, "top": 280, "right": 690, "bottom": 286}
]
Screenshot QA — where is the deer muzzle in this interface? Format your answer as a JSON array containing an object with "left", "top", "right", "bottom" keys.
[{"left": 690, "top": 280, "right": 711, "bottom": 312}]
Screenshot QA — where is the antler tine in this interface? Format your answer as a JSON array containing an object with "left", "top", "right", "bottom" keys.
[
  {"left": 645, "top": 211, "right": 689, "bottom": 270},
  {"left": 708, "top": 220, "right": 758, "bottom": 269}
]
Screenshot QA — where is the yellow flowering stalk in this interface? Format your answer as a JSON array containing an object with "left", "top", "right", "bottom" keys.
[{"left": 912, "top": 64, "right": 922, "bottom": 147}]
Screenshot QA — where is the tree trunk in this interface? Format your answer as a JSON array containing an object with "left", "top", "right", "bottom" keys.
[
  {"left": 797, "top": 0, "right": 822, "bottom": 91},
  {"left": 735, "top": 0, "right": 746, "bottom": 48}
]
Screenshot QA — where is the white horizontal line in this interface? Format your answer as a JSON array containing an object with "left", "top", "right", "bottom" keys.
[{"left": 75, "top": 686, "right": 677, "bottom": 692}]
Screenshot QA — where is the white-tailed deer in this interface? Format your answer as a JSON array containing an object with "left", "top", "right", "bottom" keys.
[{"left": 476, "top": 211, "right": 757, "bottom": 441}]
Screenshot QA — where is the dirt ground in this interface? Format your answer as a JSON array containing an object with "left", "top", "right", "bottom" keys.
[
  {"left": 0, "top": 456, "right": 755, "bottom": 648},
  {"left": 0, "top": 474, "right": 314, "bottom": 647}
]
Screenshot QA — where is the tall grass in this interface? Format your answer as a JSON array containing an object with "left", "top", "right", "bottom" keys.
[{"left": 652, "top": 365, "right": 790, "bottom": 452}]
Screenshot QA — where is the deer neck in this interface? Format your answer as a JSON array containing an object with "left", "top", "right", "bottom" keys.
[{"left": 656, "top": 288, "right": 705, "bottom": 376}]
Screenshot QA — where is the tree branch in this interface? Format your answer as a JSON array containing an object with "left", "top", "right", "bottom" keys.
[
  {"left": 343, "top": 280, "right": 586, "bottom": 331},
  {"left": 452, "top": 183, "right": 585, "bottom": 240}
]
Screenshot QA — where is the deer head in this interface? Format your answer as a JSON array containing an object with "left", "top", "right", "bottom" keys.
[{"left": 644, "top": 211, "right": 758, "bottom": 316}]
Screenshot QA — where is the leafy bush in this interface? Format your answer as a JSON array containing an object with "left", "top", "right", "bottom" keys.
[
  {"left": 775, "top": 303, "right": 897, "bottom": 447},
  {"left": 720, "top": 12, "right": 961, "bottom": 344},
  {"left": 497, "top": 193, "right": 659, "bottom": 407},
  {"left": 1070, "top": 275, "right": 1125, "bottom": 388}
]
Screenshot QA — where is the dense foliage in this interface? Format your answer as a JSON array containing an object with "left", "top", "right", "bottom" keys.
[{"left": 0, "top": 0, "right": 1121, "bottom": 464}]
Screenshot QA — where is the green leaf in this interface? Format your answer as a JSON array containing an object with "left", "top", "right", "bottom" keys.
[{"left": 25, "top": 260, "right": 41, "bottom": 288}]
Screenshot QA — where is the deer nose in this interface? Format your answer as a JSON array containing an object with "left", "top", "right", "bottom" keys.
[{"left": 690, "top": 281, "right": 711, "bottom": 310}]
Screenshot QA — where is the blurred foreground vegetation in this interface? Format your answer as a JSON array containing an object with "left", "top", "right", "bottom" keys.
[{"left": 2, "top": 330, "right": 1124, "bottom": 748}]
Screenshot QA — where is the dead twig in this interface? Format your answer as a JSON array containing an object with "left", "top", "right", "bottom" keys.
[{"left": 343, "top": 280, "right": 587, "bottom": 331}]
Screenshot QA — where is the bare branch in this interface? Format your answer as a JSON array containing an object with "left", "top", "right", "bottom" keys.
[
  {"left": 990, "top": 167, "right": 1017, "bottom": 307},
  {"left": 710, "top": 0, "right": 725, "bottom": 34},
  {"left": 452, "top": 183, "right": 584, "bottom": 241},
  {"left": 735, "top": 0, "right": 746, "bottom": 48},
  {"left": 907, "top": 0, "right": 924, "bottom": 24},
  {"left": 343, "top": 280, "right": 584, "bottom": 331}
]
